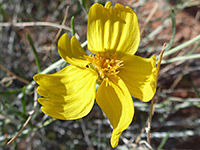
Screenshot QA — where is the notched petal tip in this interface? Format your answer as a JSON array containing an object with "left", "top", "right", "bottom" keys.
[
  {"left": 58, "top": 33, "right": 70, "bottom": 60},
  {"left": 105, "top": 1, "right": 112, "bottom": 9},
  {"left": 58, "top": 33, "right": 89, "bottom": 67},
  {"left": 35, "top": 65, "right": 98, "bottom": 120},
  {"left": 37, "top": 86, "right": 48, "bottom": 97},
  {"left": 87, "top": 1, "right": 140, "bottom": 56}
]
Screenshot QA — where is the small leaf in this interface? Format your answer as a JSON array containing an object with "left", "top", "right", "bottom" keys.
[{"left": 26, "top": 33, "right": 41, "bottom": 73}]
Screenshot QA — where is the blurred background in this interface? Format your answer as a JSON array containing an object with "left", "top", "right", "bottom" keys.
[{"left": 0, "top": 0, "right": 200, "bottom": 149}]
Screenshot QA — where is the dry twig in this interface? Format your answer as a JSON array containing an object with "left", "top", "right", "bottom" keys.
[
  {"left": 135, "top": 43, "right": 166, "bottom": 146},
  {"left": 80, "top": 119, "right": 94, "bottom": 150},
  {"left": 0, "top": 22, "right": 72, "bottom": 31},
  {"left": 0, "top": 63, "right": 30, "bottom": 84},
  {"left": 140, "top": 3, "right": 159, "bottom": 35},
  {"left": 146, "top": 44, "right": 166, "bottom": 145},
  {"left": 53, "top": 6, "right": 69, "bottom": 43},
  {"left": 6, "top": 88, "right": 38, "bottom": 145}
]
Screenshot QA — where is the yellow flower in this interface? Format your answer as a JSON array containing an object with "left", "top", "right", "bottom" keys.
[{"left": 33, "top": 1, "right": 157, "bottom": 148}]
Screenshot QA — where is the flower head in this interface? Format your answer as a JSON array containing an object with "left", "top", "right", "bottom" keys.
[{"left": 33, "top": 1, "right": 157, "bottom": 148}]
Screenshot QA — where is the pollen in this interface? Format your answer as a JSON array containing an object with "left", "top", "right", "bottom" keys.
[{"left": 86, "top": 52, "right": 123, "bottom": 81}]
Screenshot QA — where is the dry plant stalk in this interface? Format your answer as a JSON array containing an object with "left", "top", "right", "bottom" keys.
[
  {"left": 6, "top": 88, "right": 38, "bottom": 145},
  {"left": 140, "top": 3, "right": 159, "bottom": 35},
  {"left": 0, "top": 22, "right": 71, "bottom": 31},
  {"left": 0, "top": 63, "right": 30, "bottom": 84},
  {"left": 53, "top": 6, "right": 69, "bottom": 43},
  {"left": 147, "top": 43, "right": 166, "bottom": 145},
  {"left": 135, "top": 43, "right": 166, "bottom": 146}
]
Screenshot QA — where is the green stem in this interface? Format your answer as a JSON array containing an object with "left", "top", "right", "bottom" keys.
[
  {"left": 186, "top": 41, "right": 200, "bottom": 55},
  {"left": 162, "top": 53, "right": 200, "bottom": 64},
  {"left": 26, "top": 33, "right": 41, "bottom": 73},
  {"left": 192, "top": 83, "right": 200, "bottom": 98},
  {"left": 0, "top": 3, "right": 6, "bottom": 21},
  {"left": 0, "top": 88, "right": 23, "bottom": 94},
  {"left": 165, "top": 10, "right": 176, "bottom": 51},
  {"left": 157, "top": 132, "right": 170, "bottom": 150},
  {"left": 21, "top": 86, "right": 27, "bottom": 115},
  {"left": 163, "top": 34, "right": 200, "bottom": 57},
  {"left": 71, "top": 16, "right": 75, "bottom": 36}
]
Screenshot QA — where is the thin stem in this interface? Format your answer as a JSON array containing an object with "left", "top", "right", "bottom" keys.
[
  {"left": 147, "top": 44, "right": 166, "bottom": 145},
  {"left": 53, "top": 6, "right": 69, "bottom": 43},
  {"left": 163, "top": 34, "right": 200, "bottom": 58},
  {"left": 0, "top": 63, "right": 30, "bottom": 84},
  {"left": 7, "top": 88, "right": 38, "bottom": 145},
  {"left": 0, "top": 22, "right": 72, "bottom": 31},
  {"left": 0, "top": 88, "right": 23, "bottom": 94},
  {"left": 135, "top": 45, "right": 166, "bottom": 145},
  {"left": 27, "top": 33, "right": 41, "bottom": 73},
  {"left": 140, "top": 3, "right": 158, "bottom": 35},
  {"left": 147, "top": 98, "right": 154, "bottom": 145},
  {"left": 162, "top": 53, "right": 200, "bottom": 64},
  {"left": 71, "top": 16, "right": 75, "bottom": 36},
  {"left": 186, "top": 41, "right": 200, "bottom": 55},
  {"left": 165, "top": 10, "right": 176, "bottom": 51}
]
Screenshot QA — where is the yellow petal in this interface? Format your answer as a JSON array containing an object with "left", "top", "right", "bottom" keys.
[
  {"left": 96, "top": 76, "right": 134, "bottom": 148},
  {"left": 58, "top": 33, "right": 89, "bottom": 67},
  {"left": 33, "top": 65, "right": 98, "bottom": 120},
  {"left": 118, "top": 55, "right": 157, "bottom": 102},
  {"left": 87, "top": 1, "right": 140, "bottom": 57}
]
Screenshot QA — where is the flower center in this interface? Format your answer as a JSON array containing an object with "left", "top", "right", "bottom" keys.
[{"left": 86, "top": 52, "right": 123, "bottom": 83}]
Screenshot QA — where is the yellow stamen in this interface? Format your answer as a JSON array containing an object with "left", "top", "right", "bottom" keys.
[{"left": 86, "top": 52, "right": 123, "bottom": 85}]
